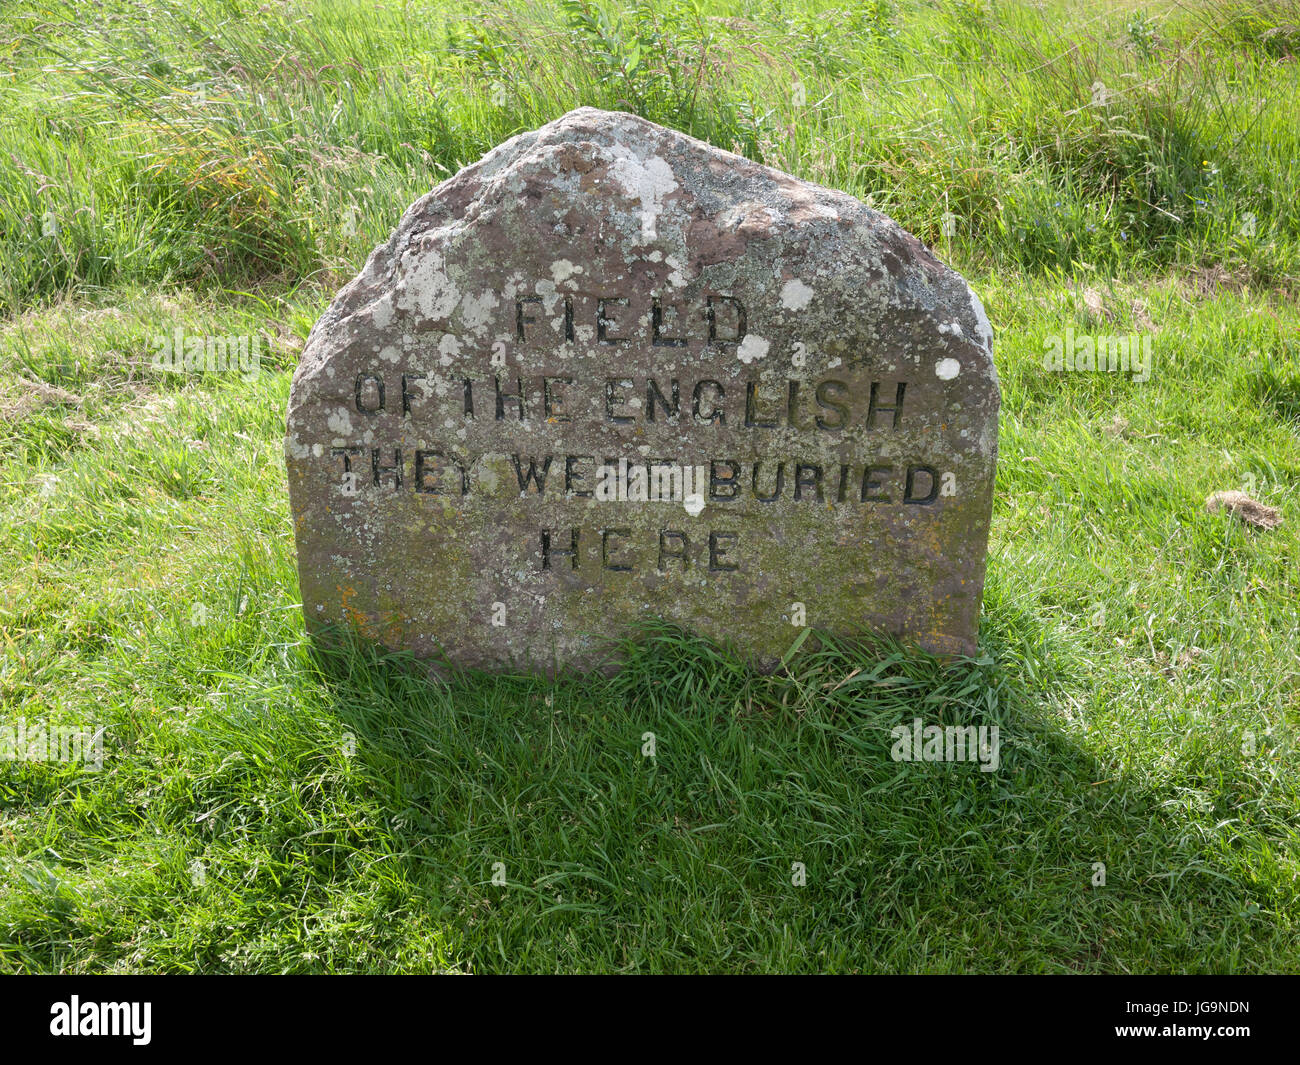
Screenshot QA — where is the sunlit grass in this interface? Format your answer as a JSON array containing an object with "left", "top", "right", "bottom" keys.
[{"left": 0, "top": 0, "right": 1298, "bottom": 973}]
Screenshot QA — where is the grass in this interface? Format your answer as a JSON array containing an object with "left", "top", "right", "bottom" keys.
[{"left": 1, "top": 0, "right": 1298, "bottom": 973}]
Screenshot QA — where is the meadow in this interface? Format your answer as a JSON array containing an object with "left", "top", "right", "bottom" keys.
[{"left": 1, "top": 0, "right": 1298, "bottom": 972}]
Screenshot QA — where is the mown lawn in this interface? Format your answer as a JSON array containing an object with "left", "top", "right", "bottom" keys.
[{"left": 1, "top": 0, "right": 1298, "bottom": 972}]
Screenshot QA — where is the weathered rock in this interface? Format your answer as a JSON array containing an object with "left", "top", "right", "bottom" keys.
[{"left": 286, "top": 107, "right": 998, "bottom": 673}]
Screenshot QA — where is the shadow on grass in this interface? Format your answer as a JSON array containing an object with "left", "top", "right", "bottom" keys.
[{"left": 305, "top": 611, "right": 1281, "bottom": 974}]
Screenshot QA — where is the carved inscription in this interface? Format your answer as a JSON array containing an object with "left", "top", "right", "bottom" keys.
[{"left": 314, "top": 292, "right": 964, "bottom": 581}]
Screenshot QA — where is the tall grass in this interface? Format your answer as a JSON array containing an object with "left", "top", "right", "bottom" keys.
[{"left": 2, "top": 0, "right": 1299, "bottom": 315}]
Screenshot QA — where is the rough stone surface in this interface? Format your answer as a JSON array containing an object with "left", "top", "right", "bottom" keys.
[{"left": 286, "top": 107, "right": 999, "bottom": 673}]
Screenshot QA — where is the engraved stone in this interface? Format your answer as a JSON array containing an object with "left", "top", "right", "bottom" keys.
[{"left": 285, "top": 107, "right": 999, "bottom": 672}]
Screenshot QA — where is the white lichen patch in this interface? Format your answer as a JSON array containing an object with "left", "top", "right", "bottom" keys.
[
  {"left": 781, "top": 278, "right": 815, "bottom": 311},
  {"left": 438, "top": 334, "right": 462, "bottom": 364},
  {"left": 935, "top": 358, "right": 961, "bottom": 380},
  {"left": 395, "top": 247, "right": 460, "bottom": 322},
  {"left": 967, "top": 285, "right": 995, "bottom": 354},
  {"left": 550, "top": 259, "right": 583, "bottom": 284},
  {"left": 737, "top": 334, "right": 770, "bottom": 364},
  {"left": 607, "top": 146, "right": 677, "bottom": 242},
  {"left": 460, "top": 289, "right": 500, "bottom": 332},
  {"left": 501, "top": 273, "right": 526, "bottom": 301},
  {"left": 534, "top": 278, "right": 559, "bottom": 308},
  {"left": 665, "top": 255, "right": 688, "bottom": 288}
]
